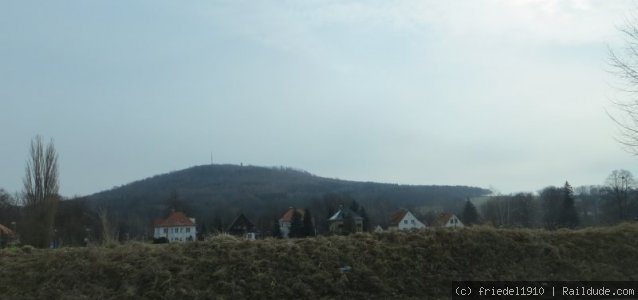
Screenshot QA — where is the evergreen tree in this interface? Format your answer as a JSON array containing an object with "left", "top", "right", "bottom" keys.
[
  {"left": 462, "top": 199, "right": 479, "bottom": 226},
  {"left": 165, "top": 190, "right": 194, "bottom": 215},
  {"left": 197, "top": 223, "right": 208, "bottom": 241},
  {"left": 560, "top": 181, "right": 579, "bottom": 228},
  {"left": 272, "top": 217, "right": 282, "bottom": 238},
  {"left": 213, "top": 216, "right": 223, "bottom": 233},
  {"left": 302, "top": 208, "right": 315, "bottom": 237},
  {"left": 289, "top": 210, "right": 304, "bottom": 238},
  {"left": 541, "top": 186, "right": 562, "bottom": 229},
  {"left": 358, "top": 206, "right": 370, "bottom": 232},
  {"left": 343, "top": 214, "right": 356, "bottom": 235},
  {"left": 349, "top": 200, "right": 360, "bottom": 213}
]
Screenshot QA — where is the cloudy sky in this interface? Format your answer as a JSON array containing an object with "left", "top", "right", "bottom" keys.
[{"left": 1, "top": 0, "right": 637, "bottom": 197}]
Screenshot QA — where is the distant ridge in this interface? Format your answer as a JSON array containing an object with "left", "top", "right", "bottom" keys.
[{"left": 87, "top": 164, "right": 490, "bottom": 233}]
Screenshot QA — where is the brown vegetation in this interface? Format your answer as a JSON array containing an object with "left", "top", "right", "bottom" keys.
[{"left": 0, "top": 224, "right": 637, "bottom": 299}]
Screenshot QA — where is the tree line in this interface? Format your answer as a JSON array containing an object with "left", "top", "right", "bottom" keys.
[{"left": 463, "top": 170, "right": 638, "bottom": 229}]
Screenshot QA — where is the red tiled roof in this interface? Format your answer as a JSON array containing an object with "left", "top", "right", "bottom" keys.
[
  {"left": 432, "top": 213, "right": 454, "bottom": 227},
  {"left": 0, "top": 224, "right": 14, "bottom": 235},
  {"left": 388, "top": 209, "right": 409, "bottom": 226},
  {"left": 154, "top": 211, "right": 195, "bottom": 227},
  {"left": 279, "top": 207, "right": 305, "bottom": 222}
]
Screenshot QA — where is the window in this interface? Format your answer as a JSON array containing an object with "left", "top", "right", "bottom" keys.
[
  {"left": 163, "top": 228, "right": 168, "bottom": 234},
  {"left": 404, "top": 220, "right": 408, "bottom": 224},
  {"left": 411, "top": 220, "right": 415, "bottom": 224},
  {"left": 186, "top": 228, "right": 191, "bottom": 233},
  {"left": 174, "top": 228, "right": 178, "bottom": 233}
]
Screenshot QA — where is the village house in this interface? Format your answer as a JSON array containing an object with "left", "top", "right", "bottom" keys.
[
  {"left": 328, "top": 207, "right": 363, "bottom": 234},
  {"left": 387, "top": 208, "right": 426, "bottom": 230},
  {"left": 0, "top": 223, "right": 13, "bottom": 235},
  {"left": 0, "top": 223, "right": 14, "bottom": 247},
  {"left": 153, "top": 210, "right": 197, "bottom": 242},
  {"left": 432, "top": 213, "right": 464, "bottom": 228},
  {"left": 278, "top": 207, "right": 306, "bottom": 238},
  {"left": 227, "top": 213, "right": 257, "bottom": 240}
]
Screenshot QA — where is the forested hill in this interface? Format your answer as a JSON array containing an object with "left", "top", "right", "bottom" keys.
[{"left": 87, "top": 164, "right": 490, "bottom": 234}]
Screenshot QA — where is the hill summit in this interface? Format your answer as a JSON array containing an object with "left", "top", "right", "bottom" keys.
[{"left": 87, "top": 164, "right": 490, "bottom": 236}]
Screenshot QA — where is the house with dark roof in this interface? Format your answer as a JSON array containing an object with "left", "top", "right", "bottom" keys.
[
  {"left": 227, "top": 213, "right": 256, "bottom": 240},
  {"left": 431, "top": 213, "right": 464, "bottom": 228},
  {"left": 153, "top": 210, "right": 197, "bottom": 242},
  {"left": 328, "top": 207, "right": 363, "bottom": 234},
  {"left": 387, "top": 208, "right": 426, "bottom": 230},
  {"left": 278, "top": 207, "right": 306, "bottom": 238}
]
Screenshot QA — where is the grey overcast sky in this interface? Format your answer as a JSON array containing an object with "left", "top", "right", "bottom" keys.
[{"left": 1, "top": 0, "right": 637, "bottom": 197}]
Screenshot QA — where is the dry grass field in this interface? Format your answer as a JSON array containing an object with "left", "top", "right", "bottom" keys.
[{"left": 1, "top": 224, "right": 637, "bottom": 299}]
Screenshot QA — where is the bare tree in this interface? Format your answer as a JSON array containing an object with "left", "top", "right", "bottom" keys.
[
  {"left": 608, "top": 17, "right": 638, "bottom": 153},
  {"left": 97, "top": 207, "right": 118, "bottom": 244},
  {"left": 22, "top": 135, "right": 60, "bottom": 248},
  {"left": 604, "top": 169, "right": 635, "bottom": 221}
]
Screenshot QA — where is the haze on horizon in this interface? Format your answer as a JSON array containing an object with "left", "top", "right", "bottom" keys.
[{"left": 1, "top": 0, "right": 637, "bottom": 197}]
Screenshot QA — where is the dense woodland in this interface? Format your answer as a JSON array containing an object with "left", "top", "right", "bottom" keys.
[
  {"left": 1, "top": 164, "right": 490, "bottom": 246},
  {"left": 2, "top": 162, "right": 638, "bottom": 247}
]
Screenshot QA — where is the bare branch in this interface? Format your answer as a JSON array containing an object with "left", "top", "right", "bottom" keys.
[{"left": 21, "top": 135, "right": 60, "bottom": 247}]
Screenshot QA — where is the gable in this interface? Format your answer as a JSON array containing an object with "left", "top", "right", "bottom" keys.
[
  {"left": 228, "top": 214, "right": 256, "bottom": 232},
  {"left": 431, "top": 213, "right": 463, "bottom": 227},
  {"left": 388, "top": 209, "right": 409, "bottom": 226}
]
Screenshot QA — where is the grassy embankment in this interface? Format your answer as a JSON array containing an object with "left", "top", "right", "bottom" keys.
[{"left": 0, "top": 224, "right": 637, "bottom": 299}]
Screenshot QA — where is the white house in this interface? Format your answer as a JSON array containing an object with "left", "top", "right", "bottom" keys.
[
  {"left": 278, "top": 207, "right": 306, "bottom": 238},
  {"left": 387, "top": 209, "right": 426, "bottom": 230},
  {"left": 153, "top": 210, "right": 197, "bottom": 242},
  {"left": 432, "top": 213, "right": 464, "bottom": 228}
]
